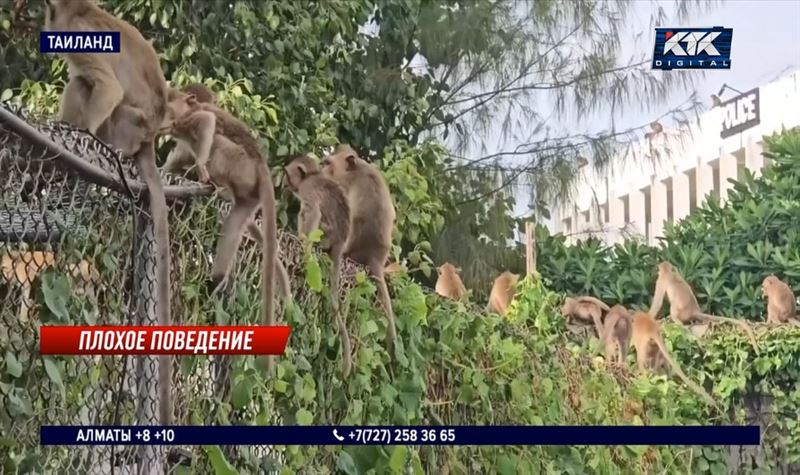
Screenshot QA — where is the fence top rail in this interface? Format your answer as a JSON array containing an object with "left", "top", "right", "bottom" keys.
[{"left": 0, "top": 103, "right": 213, "bottom": 201}]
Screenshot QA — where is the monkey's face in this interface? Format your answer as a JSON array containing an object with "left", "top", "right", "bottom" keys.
[
  {"left": 762, "top": 276, "right": 776, "bottom": 297},
  {"left": 559, "top": 299, "right": 572, "bottom": 316},
  {"left": 321, "top": 149, "right": 359, "bottom": 182},
  {"left": 437, "top": 263, "right": 460, "bottom": 277},
  {"left": 285, "top": 156, "right": 319, "bottom": 192},
  {"left": 160, "top": 93, "right": 197, "bottom": 133}
]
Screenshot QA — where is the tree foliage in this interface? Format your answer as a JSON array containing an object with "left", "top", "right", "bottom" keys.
[{"left": 1, "top": 0, "right": 719, "bottom": 288}]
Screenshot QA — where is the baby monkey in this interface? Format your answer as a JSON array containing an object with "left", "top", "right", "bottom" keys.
[
  {"left": 285, "top": 154, "right": 353, "bottom": 376},
  {"left": 161, "top": 89, "right": 282, "bottom": 367},
  {"left": 762, "top": 275, "right": 800, "bottom": 326}
]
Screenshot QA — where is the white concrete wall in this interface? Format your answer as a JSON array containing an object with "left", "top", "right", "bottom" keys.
[{"left": 554, "top": 69, "right": 800, "bottom": 245}]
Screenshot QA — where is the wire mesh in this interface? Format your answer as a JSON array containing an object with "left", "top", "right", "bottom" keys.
[{"left": 0, "top": 102, "right": 372, "bottom": 474}]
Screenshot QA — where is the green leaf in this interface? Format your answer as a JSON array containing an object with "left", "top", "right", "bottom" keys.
[
  {"left": 304, "top": 257, "right": 323, "bottom": 292},
  {"left": 1, "top": 88, "right": 12, "bottom": 101},
  {"left": 41, "top": 273, "right": 70, "bottom": 321},
  {"left": 202, "top": 446, "right": 239, "bottom": 475},
  {"left": 43, "top": 357, "right": 65, "bottom": 397},
  {"left": 388, "top": 445, "right": 407, "bottom": 473},
  {"left": 295, "top": 408, "right": 313, "bottom": 425},
  {"left": 5, "top": 351, "right": 22, "bottom": 378},
  {"left": 336, "top": 451, "right": 358, "bottom": 475},
  {"left": 231, "top": 378, "right": 253, "bottom": 409}
]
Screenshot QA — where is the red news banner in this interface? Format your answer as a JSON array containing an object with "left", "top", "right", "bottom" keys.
[{"left": 39, "top": 326, "right": 291, "bottom": 355}]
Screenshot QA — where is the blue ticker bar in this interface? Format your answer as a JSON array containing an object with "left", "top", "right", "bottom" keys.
[{"left": 40, "top": 425, "right": 761, "bottom": 446}]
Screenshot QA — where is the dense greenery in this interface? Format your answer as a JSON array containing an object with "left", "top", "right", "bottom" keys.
[
  {"left": 1, "top": 0, "right": 715, "bottom": 289},
  {"left": 536, "top": 128, "right": 800, "bottom": 322},
  {"left": 2, "top": 0, "right": 799, "bottom": 473}
]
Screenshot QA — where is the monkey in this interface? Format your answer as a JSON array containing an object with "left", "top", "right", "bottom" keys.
[
  {"left": 649, "top": 262, "right": 758, "bottom": 348},
  {"left": 434, "top": 263, "right": 467, "bottom": 301},
  {"left": 631, "top": 311, "right": 717, "bottom": 407},
  {"left": 560, "top": 296, "right": 610, "bottom": 338},
  {"left": 180, "top": 83, "right": 216, "bottom": 104},
  {"left": 321, "top": 144, "right": 398, "bottom": 348},
  {"left": 1, "top": 250, "right": 55, "bottom": 322},
  {"left": 762, "top": 275, "right": 800, "bottom": 326},
  {"left": 600, "top": 305, "right": 632, "bottom": 365},
  {"left": 161, "top": 90, "right": 283, "bottom": 367},
  {"left": 44, "top": 0, "right": 173, "bottom": 423},
  {"left": 1, "top": 250, "right": 101, "bottom": 321},
  {"left": 284, "top": 154, "right": 352, "bottom": 376},
  {"left": 486, "top": 271, "right": 519, "bottom": 316},
  {"left": 161, "top": 83, "right": 217, "bottom": 178}
]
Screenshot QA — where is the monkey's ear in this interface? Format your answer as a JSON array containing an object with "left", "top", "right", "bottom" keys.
[
  {"left": 296, "top": 164, "right": 308, "bottom": 179},
  {"left": 186, "top": 94, "right": 198, "bottom": 106},
  {"left": 345, "top": 154, "right": 357, "bottom": 170}
]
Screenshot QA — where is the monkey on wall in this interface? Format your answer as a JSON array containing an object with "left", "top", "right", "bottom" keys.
[
  {"left": 285, "top": 154, "right": 353, "bottom": 376},
  {"left": 649, "top": 261, "right": 758, "bottom": 348},
  {"left": 560, "top": 296, "right": 610, "bottom": 338},
  {"left": 161, "top": 89, "right": 286, "bottom": 372},
  {"left": 321, "top": 144, "right": 398, "bottom": 349},
  {"left": 43, "top": 0, "right": 173, "bottom": 423},
  {"left": 435, "top": 263, "right": 467, "bottom": 301},
  {"left": 630, "top": 311, "right": 717, "bottom": 407},
  {"left": 762, "top": 275, "right": 800, "bottom": 326},
  {"left": 487, "top": 271, "right": 519, "bottom": 316}
]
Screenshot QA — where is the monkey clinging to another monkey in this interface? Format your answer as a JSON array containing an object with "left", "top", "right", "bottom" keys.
[
  {"left": 160, "top": 88, "right": 287, "bottom": 373},
  {"left": 321, "top": 144, "right": 398, "bottom": 349},
  {"left": 285, "top": 154, "right": 353, "bottom": 377}
]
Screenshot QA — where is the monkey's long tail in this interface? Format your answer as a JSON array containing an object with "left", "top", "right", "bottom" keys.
[
  {"left": 654, "top": 337, "right": 718, "bottom": 408},
  {"left": 591, "top": 313, "right": 605, "bottom": 340},
  {"left": 135, "top": 143, "right": 172, "bottom": 425},
  {"left": 260, "top": 166, "right": 277, "bottom": 372},
  {"left": 575, "top": 295, "right": 611, "bottom": 312},
  {"left": 696, "top": 313, "right": 759, "bottom": 350}
]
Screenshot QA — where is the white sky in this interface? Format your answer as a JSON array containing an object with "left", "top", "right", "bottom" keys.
[{"left": 509, "top": 0, "right": 800, "bottom": 221}]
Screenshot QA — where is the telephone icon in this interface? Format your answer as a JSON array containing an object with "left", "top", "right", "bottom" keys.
[{"left": 333, "top": 429, "right": 345, "bottom": 442}]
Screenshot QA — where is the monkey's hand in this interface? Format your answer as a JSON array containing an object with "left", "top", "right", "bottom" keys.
[{"left": 198, "top": 166, "right": 211, "bottom": 184}]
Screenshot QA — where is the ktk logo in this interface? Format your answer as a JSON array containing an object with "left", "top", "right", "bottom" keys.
[
  {"left": 652, "top": 27, "right": 732, "bottom": 71},
  {"left": 662, "top": 31, "right": 721, "bottom": 56}
]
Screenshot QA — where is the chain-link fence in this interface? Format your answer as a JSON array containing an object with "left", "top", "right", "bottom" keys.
[{"left": 0, "top": 103, "right": 368, "bottom": 474}]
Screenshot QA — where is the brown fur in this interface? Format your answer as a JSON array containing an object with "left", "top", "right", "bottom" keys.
[
  {"left": 321, "top": 144, "right": 397, "bottom": 348},
  {"left": 560, "top": 296, "right": 609, "bottom": 338},
  {"left": 762, "top": 275, "right": 800, "bottom": 326},
  {"left": 435, "top": 263, "right": 467, "bottom": 301},
  {"left": 602, "top": 305, "right": 632, "bottom": 365},
  {"left": 631, "top": 311, "right": 717, "bottom": 407},
  {"left": 649, "top": 261, "right": 758, "bottom": 348},
  {"left": 162, "top": 83, "right": 216, "bottom": 178},
  {"left": 162, "top": 90, "right": 286, "bottom": 373},
  {"left": 285, "top": 154, "right": 352, "bottom": 376},
  {"left": 44, "top": 0, "right": 173, "bottom": 424},
  {"left": 487, "top": 271, "right": 519, "bottom": 316}
]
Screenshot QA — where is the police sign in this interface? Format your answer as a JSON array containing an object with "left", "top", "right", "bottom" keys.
[
  {"left": 720, "top": 88, "right": 760, "bottom": 139},
  {"left": 652, "top": 27, "right": 732, "bottom": 70}
]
